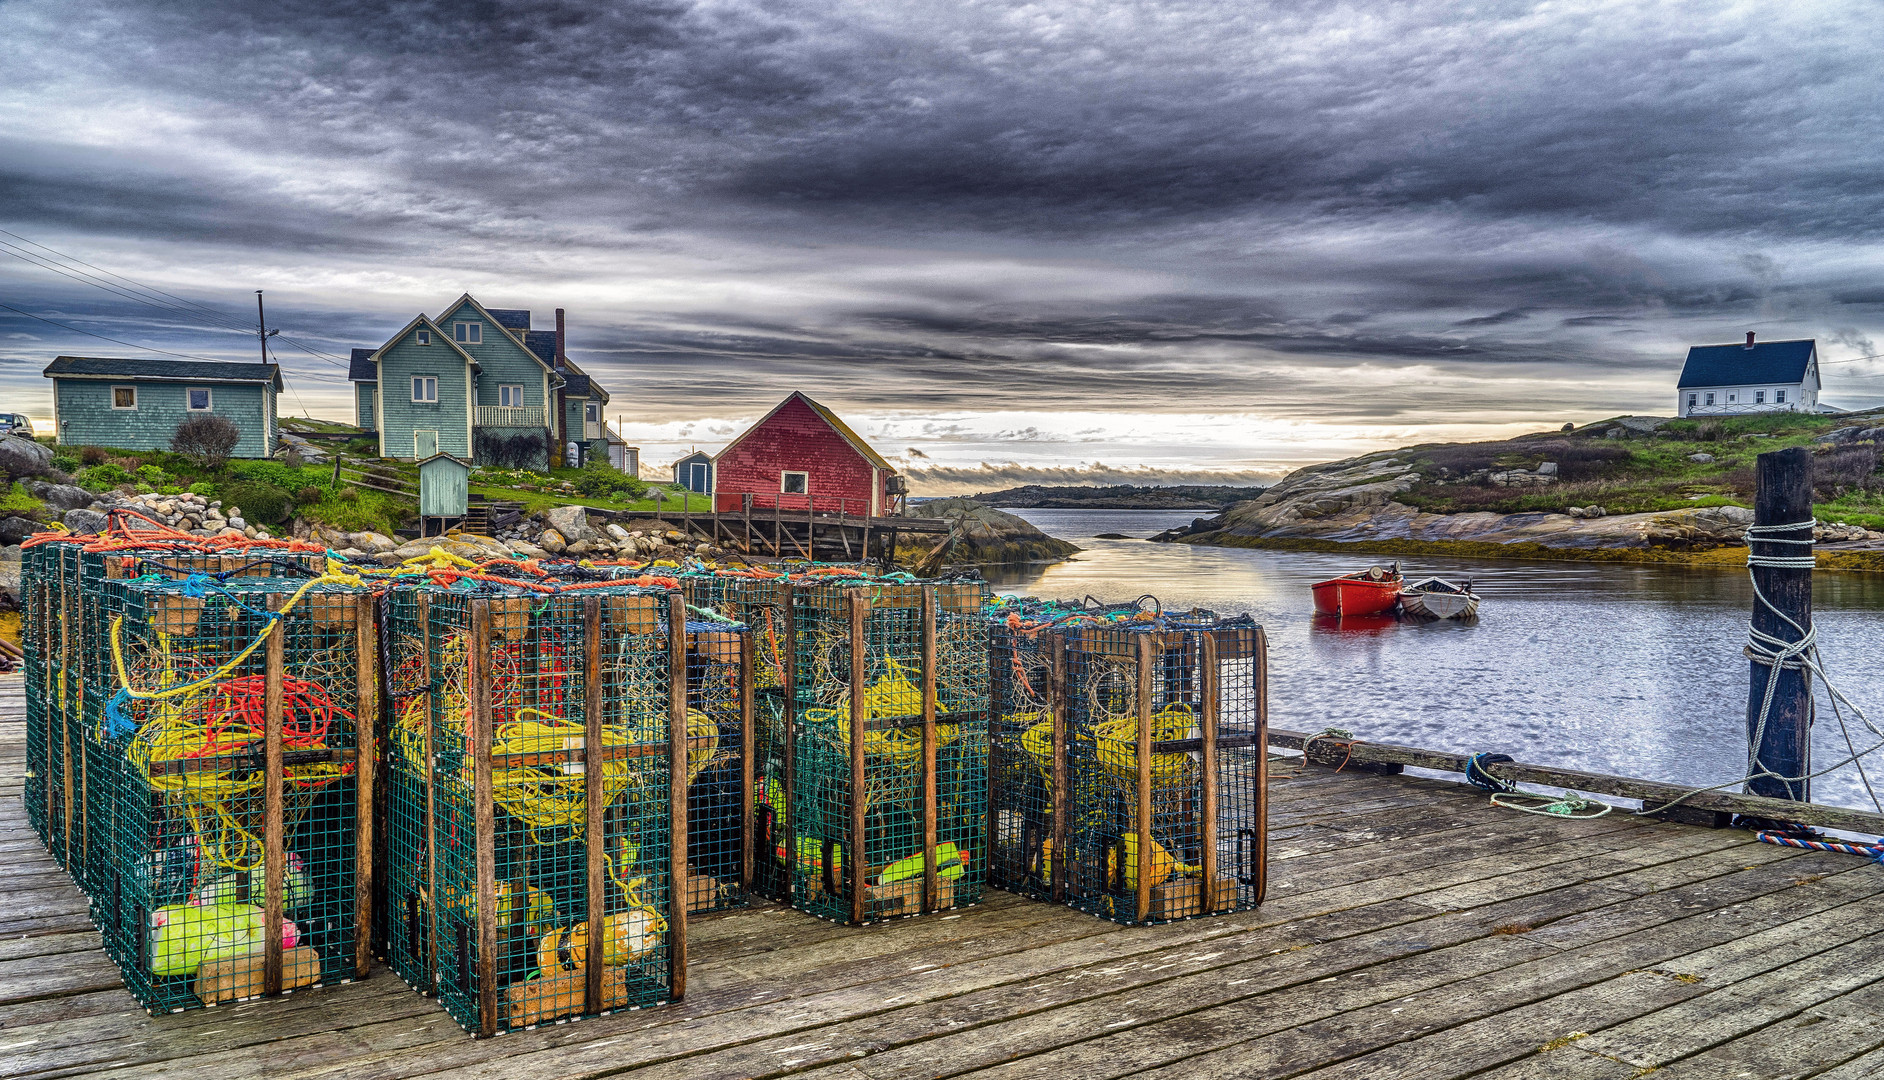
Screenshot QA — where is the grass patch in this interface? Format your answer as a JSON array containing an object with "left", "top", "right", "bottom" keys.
[{"left": 0, "top": 482, "right": 45, "bottom": 518}]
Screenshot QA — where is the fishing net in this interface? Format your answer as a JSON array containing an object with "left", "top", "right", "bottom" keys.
[{"left": 789, "top": 579, "right": 990, "bottom": 924}]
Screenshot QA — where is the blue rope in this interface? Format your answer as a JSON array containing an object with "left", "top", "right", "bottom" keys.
[{"left": 1465, "top": 753, "right": 1518, "bottom": 794}]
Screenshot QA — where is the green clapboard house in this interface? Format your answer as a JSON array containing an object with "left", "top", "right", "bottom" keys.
[
  {"left": 350, "top": 295, "right": 614, "bottom": 469},
  {"left": 42, "top": 356, "right": 282, "bottom": 457}
]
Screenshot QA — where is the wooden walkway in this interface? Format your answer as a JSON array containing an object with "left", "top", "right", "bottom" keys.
[{"left": 5, "top": 673, "right": 1884, "bottom": 1079}]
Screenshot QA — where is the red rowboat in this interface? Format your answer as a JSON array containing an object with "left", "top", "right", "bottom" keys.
[{"left": 1311, "top": 564, "right": 1403, "bottom": 616}]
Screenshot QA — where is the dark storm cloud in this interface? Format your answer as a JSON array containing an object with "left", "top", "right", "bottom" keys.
[{"left": 3, "top": 0, "right": 1883, "bottom": 447}]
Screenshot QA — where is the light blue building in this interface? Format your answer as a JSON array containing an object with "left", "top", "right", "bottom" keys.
[{"left": 42, "top": 356, "right": 281, "bottom": 457}]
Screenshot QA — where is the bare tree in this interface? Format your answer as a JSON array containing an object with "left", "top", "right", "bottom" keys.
[{"left": 171, "top": 413, "right": 242, "bottom": 469}]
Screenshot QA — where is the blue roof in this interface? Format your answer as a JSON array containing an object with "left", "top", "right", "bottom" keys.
[
  {"left": 43, "top": 355, "right": 282, "bottom": 390},
  {"left": 348, "top": 348, "right": 377, "bottom": 383},
  {"left": 1678, "top": 339, "right": 1816, "bottom": 389},
  {"left": 487, "top": 308, "right": 531, "bottom": 330}
]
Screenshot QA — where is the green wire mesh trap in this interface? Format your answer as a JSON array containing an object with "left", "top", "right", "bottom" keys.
[
  {"left": 1051, "top": 617, "right": 1269, "bottom": 925},
  {"left": 90, "top": 575, "right": 369, "bottom": 1014},
  {"left": 788, "top": 580, "right": 990, "bottom": 924},
  {"left": 382, "top": 584, "right": 682, "bottom": 1036}
]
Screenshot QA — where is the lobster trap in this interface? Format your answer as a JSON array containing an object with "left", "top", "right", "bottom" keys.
[
  {"left": 89, "top": 575, "right": 374, "bottom": 1013},
  {"left": 788, "top": 581, "right": 990, "bottom": 924},
  {"left": 681, "top": 571, "right": 792, "bottom": 902},
  {"left": 996, "top": 617, "right": 1268, "bottom": 924},
  {"left": 381, "top": 585, "right": 688, "bottom": 1036}
]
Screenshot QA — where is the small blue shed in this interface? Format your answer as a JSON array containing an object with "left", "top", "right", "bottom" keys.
[
  {"left": 43, "top": 356, "right": 282, "bottom": 457},
  {"left": 674, "top": 451, "right": 713, "bottom": 494}
]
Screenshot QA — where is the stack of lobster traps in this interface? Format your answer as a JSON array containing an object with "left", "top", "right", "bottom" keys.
[
  {"left": 379, "top": 579, "right": 755, "bottom": 1035},
  {"left": 85, "top": 572, "right": 374, "bottom": 1012},
  {"left": 986, "top": 594, "right": 1269, "bottom": 925},
  {"left": 784, "top": 577, "right": 990, "bottom": 924}
]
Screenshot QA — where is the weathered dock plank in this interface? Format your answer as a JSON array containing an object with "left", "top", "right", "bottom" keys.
[{"left": 3, "top": 672, "right": 1882, "bottom": 1080}]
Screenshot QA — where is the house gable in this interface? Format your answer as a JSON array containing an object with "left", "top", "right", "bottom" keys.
[
  {"left": 438, "top": 295, "right": 555, "bottom": 414},
  {"left": 372, "top": 315, "right": 475, "bottom": 460},
  {"left": 712, "top": 393, "right": 893, "bottom": 515}
]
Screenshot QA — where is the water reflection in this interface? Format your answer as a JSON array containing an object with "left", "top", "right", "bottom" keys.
[{"left": 989, "top": 508, "right": 1884, "bottom": 813}]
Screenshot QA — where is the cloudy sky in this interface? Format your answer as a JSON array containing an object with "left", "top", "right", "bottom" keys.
[{"left": 3, "top": 0, "right": 1883, "bottom": 492}]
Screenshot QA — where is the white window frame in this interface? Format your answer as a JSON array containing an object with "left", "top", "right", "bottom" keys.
[
  {"left": 1755, "top": 390, "right": 1765, "bottom": 404},
  {"left": 412, "top": 375, "right": 439, "bottom": 403},
  {"left": 1705, "top": 392, "right": 1716, "bottom": 406},
  {"left": 781, "top": 470, "right": 809, "bottom": 496},
  {"left": 416, "top": 329, "right": 431, "bottom": 346},
  {"left": 1687, "top": 394, "right": 1697, "bottom": 409},
  {"left": 1727, "top": 392, "right": 1738, "bottom": 403},
  {"left": 585, "top": 402, "right": 600, "bottom": 424},
  {"left": 498, "top": 383, "right": 525, "bottom": 408},
  {"left": 185, "top": 387, "right": 212, "bottom": 412},
  {"left": 454, "top": 321, "right": 481, "bottom": 344},
  {"left": 1776, "top": 389, "right": 1787, "bottom": 404},
  {"left": 111, "top": 385, "right": 137, "bottom": 410}
]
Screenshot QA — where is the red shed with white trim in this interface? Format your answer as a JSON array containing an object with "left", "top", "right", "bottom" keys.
[{"left": 712, "top": 391, "right": 896, "bottom": 517}]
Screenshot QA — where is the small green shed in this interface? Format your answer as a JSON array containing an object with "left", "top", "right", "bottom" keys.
[{"left": 417, "top": 451, "right": 471, "bottom": 535}]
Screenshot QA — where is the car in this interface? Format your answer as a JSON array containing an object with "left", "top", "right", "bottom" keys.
[{"left": 0, "top": 414, "right": 32, "bottom": 437}]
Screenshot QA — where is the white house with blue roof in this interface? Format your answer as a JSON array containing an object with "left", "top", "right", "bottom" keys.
[{"left": 1676, "top": 333, "right": 1821, "bottom": 417}]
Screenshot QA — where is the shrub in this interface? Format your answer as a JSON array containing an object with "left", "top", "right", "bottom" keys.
[
  {"left": 171, "top": 413, "right": 242, "bottom": 469},
  {"left": 50, "top": 452, "right": 79, "bottom": 473},
  {"left": 221, "top": 480, "right": 292, "bottom": 524},
  {"left": 295, "top": 485, "right": 325, "bottom": 505},
  {"left": 77, "top": 463, "right": 133, "bottom": 493},
  {"left": 188, "top": 481, "right": 218, "bottom": 498},
  {"left": 80, "top": 446, "right": 108, "bottom": 467},
  {"left": 158, "top": 485, "right": 185, "bottom": 496},
  {"left": 229, "top": 460, "right": 312, "bottom": 489},
  {"left": 573, "top": 461, "right": 646, "bottom": 499},
  {"left": 136, "top": 463, "right": 169, "bottom": 487}
]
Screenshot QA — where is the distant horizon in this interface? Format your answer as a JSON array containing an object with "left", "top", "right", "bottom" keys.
[{"left": 7, "top": 2, "right": 1883, "bottom": 496}]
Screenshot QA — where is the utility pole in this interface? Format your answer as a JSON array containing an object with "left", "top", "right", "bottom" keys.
[{"left": 256, "top": 290, "right": 272, "bottom": 364}]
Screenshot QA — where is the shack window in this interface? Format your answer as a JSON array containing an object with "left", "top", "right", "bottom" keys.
[
  {"left": 1687, "top": 394, "right": 1697, "bottom": 409},
  {"left": 1755, "top": 390, "right": 1766, "bottom": 404},
  {"left": 585, "top": 402, "right": 600, "bottom": 424},
  {"left": 1727, "top": 393, "right": 1737, "bottom": 403},
  {"left": 1705, "top": 392, "right": 1716, "bottom": 406},
  {"left": 1777, "top": 389, "right": 1787, "bottom": 403},
  {"left": 412, "top": 376, "right": 438, "bottom": 403},
  {"left": 454, "top": 321, "right": 481, "bottom": 344},
  {"left": 416, "top": 329, "right": 431, "bottom": 346},
  {"left": 111, "top": 385, "right": 136, "bottom": 409},
  {"left": 781, "top": 470, "right": 808, "bottom": 495},
  {"left": 498, "top": 384, "right": 524, "bottom": 407},
  {"left": 186, "top": 388, "right": 212, "bottom": 411}
]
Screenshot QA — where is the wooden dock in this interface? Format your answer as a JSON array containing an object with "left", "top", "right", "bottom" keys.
[{"left": 6, "top": 672, "right": 1884, "bottom": 1079}]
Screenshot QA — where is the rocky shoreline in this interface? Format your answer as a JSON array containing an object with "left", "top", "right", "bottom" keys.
[{"left": 1153, "top": 443, "right": 1884, "bottom": 567}]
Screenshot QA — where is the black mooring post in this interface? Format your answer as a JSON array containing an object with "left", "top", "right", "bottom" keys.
[{"left": 1746, "top": 445, "right": 1814, "bottom": 807}]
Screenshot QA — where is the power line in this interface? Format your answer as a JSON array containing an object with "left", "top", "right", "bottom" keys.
[
  {"left": 0, "top": 301, "right": 230, "bottom": 361},
  {"left": 0, "top": 229, "right": 255, "bottom": 333},
  {"left": 0, "top": 229, "right": 349, "bottom": 369}
]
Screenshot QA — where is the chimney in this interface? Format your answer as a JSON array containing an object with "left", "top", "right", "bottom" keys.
[
  {"left": 555, "top": 308, "right": 567, "bottom": 370},
  {"left": 1746, "top": 331, "right": 1756, "bottom": 348}
]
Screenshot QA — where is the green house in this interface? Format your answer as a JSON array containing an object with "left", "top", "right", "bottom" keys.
[
  {"left": 42, "top": 355, "right": 282, "bottom": 457},
  {"left": 350, "top": 295, "right": 614, "bottom": 469}
]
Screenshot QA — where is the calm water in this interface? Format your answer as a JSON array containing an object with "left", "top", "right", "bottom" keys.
[{"left": 989, "top": 508, "right": 1884, "bottom": 812}]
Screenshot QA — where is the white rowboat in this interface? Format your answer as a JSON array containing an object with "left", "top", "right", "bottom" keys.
[{"left": 1399, "top": 577, "right": 1481, "bottom": 620}]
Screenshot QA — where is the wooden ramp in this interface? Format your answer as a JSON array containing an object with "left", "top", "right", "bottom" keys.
[{"left": 5, "top": 672, "right": 1884, "bottom": 1080}]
